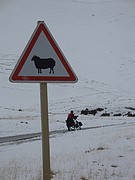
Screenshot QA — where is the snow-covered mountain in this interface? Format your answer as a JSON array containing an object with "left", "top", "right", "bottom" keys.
[{"left": 0, "top": 0, "right": 135, "bottom": 118}]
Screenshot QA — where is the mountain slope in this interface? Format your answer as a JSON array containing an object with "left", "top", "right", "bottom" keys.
[{"left": 0, "top": 0, "right": 135, "bottom": 118}]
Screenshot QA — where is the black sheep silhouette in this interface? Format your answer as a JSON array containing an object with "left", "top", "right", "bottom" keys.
[{"left": 31, "top": 55, "right": 55, "bottom": 74}]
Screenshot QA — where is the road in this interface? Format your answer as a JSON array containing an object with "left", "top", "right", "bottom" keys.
[
  {"left": 0, "top": 122, "right": 127, "bottom": 145},
  {"left": 0, "top": 129, "right": 67, "bottom": 144}
]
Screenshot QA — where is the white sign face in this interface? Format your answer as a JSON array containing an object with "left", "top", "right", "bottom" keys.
[
  {"left": 9, "top": 22, "right": 78, "bottom": 83},
  {"left": 19, "top": 32, "right": 69, "bottom": 77}
]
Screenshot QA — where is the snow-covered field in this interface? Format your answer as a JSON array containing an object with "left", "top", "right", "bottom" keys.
[
  {"left": 0, "top": 0, "right": 135, "bottom": 179},
  {"left": 1, "top": 117, "right": 135, "bottom": 179}
]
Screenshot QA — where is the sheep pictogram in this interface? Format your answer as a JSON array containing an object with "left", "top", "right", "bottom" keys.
[{"left": 31, "top": 55, "right": 56, "bottom": 74}]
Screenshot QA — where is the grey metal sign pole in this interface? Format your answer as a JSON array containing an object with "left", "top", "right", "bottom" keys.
[{"left": 40, "top": 83, "right": 51, "bottom": 180}]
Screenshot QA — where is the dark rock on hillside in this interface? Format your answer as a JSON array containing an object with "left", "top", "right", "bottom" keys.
[
  {"left": 80, "top": 107, "right": 135, "bottom": 117},
  {"left": 127, "top": 112, "right": 135, "bottom": 117},
  {"left": 125, "top": 107, "right": 135, "bottom": 111},
  {"left": 96, "top": 108, "right": 104, "bottom": 112},
  {"left": 113, "top": 113, "right": 122, "bottom": 117},
  {"left": 89, "top": 109, "right": 97, "bottom": 115},
  {"left": 123, "top": 112, "right": 135, "bottom": 117},
  {"left": 81, "top": 108, "right": 104, "bottom": 116},
  {"left": 101, "top": 113, "right": 110, "bottom": 117},
  {"left": 81, "top": 108, "right": 89, "bottom": 115}
]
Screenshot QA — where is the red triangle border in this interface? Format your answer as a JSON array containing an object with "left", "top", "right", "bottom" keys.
[{"left": 9, "top": 22, "right": 78, "bottom": 83}]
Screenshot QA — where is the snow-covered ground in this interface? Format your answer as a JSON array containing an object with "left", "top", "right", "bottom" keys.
[
  {"left": 1, "top": 117, "right": 135, "bottom": 179},
  {"left": 0, "top": 0, "right": 135, "bottom": 179}
]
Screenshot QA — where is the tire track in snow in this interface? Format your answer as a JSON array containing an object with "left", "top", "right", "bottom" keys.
[{"left": 0, "top": 121, "right": 128, "bottom": 146}]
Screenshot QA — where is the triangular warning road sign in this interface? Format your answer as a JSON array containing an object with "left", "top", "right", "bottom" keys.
[{"left": 9, "top": 21, "right": 78, "bottom": 83}]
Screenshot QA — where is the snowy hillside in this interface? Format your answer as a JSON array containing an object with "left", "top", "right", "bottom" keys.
[
  {"left": 0, "top": 0, "right": 135, "bottom": 120},
  {"left": 1, "top": 0, "right": 135, "bottom": 179}
]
